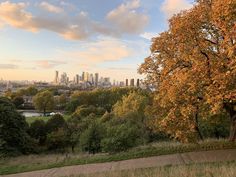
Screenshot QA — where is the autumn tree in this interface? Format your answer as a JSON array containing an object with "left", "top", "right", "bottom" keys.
[
  {"left": 139, "top": 0, "right": 236, "bottom": 142},
  {"left": 33, "top": 90, "right": 54, "bottom": 115}
]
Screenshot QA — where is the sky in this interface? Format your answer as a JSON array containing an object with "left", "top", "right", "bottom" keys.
[{"left": 0, "top": 0, "right": 194, "bottom": 82}]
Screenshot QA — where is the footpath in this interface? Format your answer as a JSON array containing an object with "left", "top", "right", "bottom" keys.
[{"left": 2, "top": 149, "right": 236, "bottom": 177}]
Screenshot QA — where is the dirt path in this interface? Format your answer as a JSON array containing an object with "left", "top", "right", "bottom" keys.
[{"left": 2, "top": 149, "right": 236, "bottom": 177}]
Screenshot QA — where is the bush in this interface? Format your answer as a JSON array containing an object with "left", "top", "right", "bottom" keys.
[
  {"left": 28, "top": 120, "right": 47, "bottom": 145},
  {"left": 79, "top": 122, "right": 105, "bottom": 154},
  {"left": 72, "top": 105, "right": 106, "bottom": 119},
  {"left": 46, "top": 114, "right": 66, "bottom": 133},
  {"left": 0, "top": 97, "right": 35, "bottom": 155},
  {"left": 102, "top": 122, "right": 143, "bottom": 153},
  {"left": 46, "top": 128, "right": 68, "bottom": 151}
]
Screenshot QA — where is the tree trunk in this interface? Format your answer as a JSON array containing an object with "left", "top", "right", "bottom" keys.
[
  {"left": 229, "top": 114, "right": 236, "bottom": 142},
  {"left": 224, "top": 102, "right": 236, "bottom": 142},
  {"left": 195, "top": 105, "right": 204, "bottom": 140},
  {"left": 43, "top": 108, "right": 46, "bottom": 116}
]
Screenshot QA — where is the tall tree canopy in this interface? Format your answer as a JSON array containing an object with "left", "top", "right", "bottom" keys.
[
  {"left": 139, "top": 0, "right": 236, "bottom": 142},
  {"left": 33, "top": 90, "right": 54, "bottom": 115}
]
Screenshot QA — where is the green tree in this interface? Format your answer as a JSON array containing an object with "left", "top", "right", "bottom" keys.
[
  {"left": 47, "top": 128, "right": 68, "bottom": 151},
  {"left": 46, "top": 114, "right": 66, "bottom": 133},
  {"left": 79, "top": 122, "right": 104, "bottom": 154},
  {"left": 28, "top": 120, "right": 47, "bottom": 145},
  {"left": 12, "top": 96, "right": 24, "bottom": 108},
  {"left": 33, "top": 90, "right": 54, "bottom": 115},
  {"left": 102, "top": 122, "right": 143, "bottom": 153},
  {"left": 113, "top": 91, "right": 149, "bottom": 119},
  {"left": 0, "top": 97, "right": 33, "bottom": 155}
]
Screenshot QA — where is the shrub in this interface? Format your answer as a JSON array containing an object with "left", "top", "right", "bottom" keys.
[
  {"left": 102, "top": 122, "right": 143, "bottom": 153},
  {"left": 46, "top": 128, "right": 68, "bottom": 151},
  {"left": 28, "top": 120, "right": 47, "bottom": 145},
  {"left": 0, "top": 97, "right": 34, "bottom": 155},
  {"left": 79, "top": 122, "right": 105, "bottom": 154},
  {"left": 46, "top": 114, "right": 67, "bottom": 133}
]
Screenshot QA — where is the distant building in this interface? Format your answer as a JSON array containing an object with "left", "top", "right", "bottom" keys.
[
  {"left": 130, "top": 79, "right": 135, "bottom": 87},
  {"left": 75, "top": 74, "right": 79, "bottom": 84},
  {"left": 95, "top": 73, "right": 99, "bottom": 86},
  {"left": 60, "top": 72, "right": 68, "bottom": 85},
  {"left": 82, "top": 72, "right": 85, "bottom": 81},
  {"left": 137, "top": 79, "right": 140, "bottom": 87},
  {"left": 126, "top": 79, "right": 129, "bottom": 86},
  {"left": 54, "top": 71, "right": 59, "bottom": 84}
]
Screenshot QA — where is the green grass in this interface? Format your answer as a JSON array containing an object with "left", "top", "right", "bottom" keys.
[
  {"left": 0, "top": 139, "right": 235, "bottom": 175},
  {"left": 26, "top": 115, "right": 71, "bottom": 124},
  {"left": 70, "top": 161, "right": 236, "bottom": 177}
]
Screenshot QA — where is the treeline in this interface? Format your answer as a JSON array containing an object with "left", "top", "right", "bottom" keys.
[{"left": 0, "top": 87, "right": 230, "bottom": 156}]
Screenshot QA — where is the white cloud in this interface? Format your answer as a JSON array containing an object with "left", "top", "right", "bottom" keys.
[
  {"left": 0, "top": 1, "right": 37, "bottom": 32},
  {"left": 161, "top": 0, "right": 193, "bottom": 19},
  {"left": 36, "top": 60, "right": 66, "bottom": 69},
  {"left": 0, "top": 64, "right": 18, "bottom": 69},
  {"left": 106, "top": 0, "right": 149, "bottom": 34},
  {"left": 140, "top": 32, "right": 159, "bottom": 40},
  {"left": 60, "top": 38, "right": 133, "bottom": 64},
  {"left": 39, "top": 2, "right": 63, "bottom": 14},
  {"left": 0, "top": 1, "right": 149, "bottom": 40}
]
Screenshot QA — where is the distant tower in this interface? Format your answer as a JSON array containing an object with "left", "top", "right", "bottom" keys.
[
  {"left": 130, "top": 79, "right": 135, "bottom": 87},
  {"left": 54, "top": 71, "right": 59, "bottom": 84},
  {"left": 95, "top": 73, "right": 99, "bottom": 86},
  {"left": 125, "top": 79, "right": 129, "bottom": 86},
  {"left": 76, "top": 74, "right": 79, "bottom": 84},
  {"left": 137, "top": 79, "right": 140, "bottom": 87},
  {"left": 82, "top": 72, "right": 85, "bottom": 81}
]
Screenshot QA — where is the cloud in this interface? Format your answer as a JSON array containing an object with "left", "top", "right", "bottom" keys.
[
  {"left": 106, "top": 0, "right": 149, "bottom": 34},
  {"left": 0, "top": 1, "right": 148, "bottom": 40},
  {"left": 140, "top": 32, "right": 159, "bottom": 40},
  {"left": 59, "top": 38, "right": 134, "bottom": 65},
  {"left": 36, "top": 60, "right": 66, "bottom": 69},
  {"left": 39, "top": 2, "right": 63, "bottom": 14},
  {"left": 0, "top": 64, "right": 18, "bottom": 69},
  {"left": 0, "top": 1, "right": 37, "bottom": 32},
  {"left": 161, "top": 0, "right": 193, "bottom": 19}
]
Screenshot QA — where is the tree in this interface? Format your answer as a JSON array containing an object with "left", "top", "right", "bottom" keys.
[
  {"left": 12, "top": 96, "right": 24, "bottom": 108},
  {"left": 139, "top": 0, "right": 236, "bottom": 142},
  {"left": 0, "top": 97, "right": 33, "bottom": 155},
  {"left": 28, "top": 120, "right": 47, "bottom": 145},
  {"left": 33, "top": 90, "right": 54, "bottom": 115},
  {"left": 46, "top": 114, "right": 66, "bottom": 133},
  {"left": 113, "top": 91, "right": 149, "bottom": 119},
  {"left": 79, "top": 122, "right": 104, "bottom": 154},
  {"left": 47, "top": 128, "right": 68, "bottom": 151},
  {"left": 102, "top": 122, "right": 143, "bottom": 153}
]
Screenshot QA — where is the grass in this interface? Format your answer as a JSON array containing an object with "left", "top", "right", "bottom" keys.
[
  {"left": 26, "top": 115, "right": 71, "bottom": 124},
  {"left": 0, "top": 139, "right": 235, "bottom": 175},
  {"left": 70, "top": 161, "right": 236, "bottom": 177}
]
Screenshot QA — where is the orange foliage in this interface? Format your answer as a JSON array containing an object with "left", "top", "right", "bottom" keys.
[{"left": 140, "top": 0, "right": 236, "bottom": 142}]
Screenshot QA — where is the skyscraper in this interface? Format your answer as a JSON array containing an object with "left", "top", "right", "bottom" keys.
[
  {"left": 137, "top": 79, "right": 140, "bottom": 87},
  {"left": 130, "top": 79, "right": 135, "bottom": 87},
  {"left": 125, "top": 79, "right": 129, "bottom": 86},
  {"left": 95, "top": 73, "right": 99, "bottom": 86},
  {"left": 82, "top": 72, "right": 85, "bottom": 81},
  {"left": 76, "top": 74, "right": 79, "bottom": 84},
  {"left": 54, "top": 71, "right": 59, "bottom": 84}
]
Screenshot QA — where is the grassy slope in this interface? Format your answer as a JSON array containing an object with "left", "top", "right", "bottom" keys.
[
  {"left": 0, "top": 139, "right": 235, "bottom": 175},
  {"left": 72, "top": 161, "right": 236, "bottom": 177}
]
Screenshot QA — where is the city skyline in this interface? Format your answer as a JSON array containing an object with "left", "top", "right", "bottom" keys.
[{"left": 0, "top": 0, "right": 194, "bottom": 81}]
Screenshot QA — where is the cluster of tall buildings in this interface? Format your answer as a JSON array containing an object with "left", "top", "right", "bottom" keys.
[{"left": 53, "top": 71, "right": 142, "bottom": 88}]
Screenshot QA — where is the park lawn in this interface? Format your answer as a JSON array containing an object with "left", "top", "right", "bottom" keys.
[
  {"left": 0, "top": 139, "right": 236, "bottom": 175},
  {"left": 26, "top": 115, "right": 71, "bottom": 124},
  {"left": 71, "top": 161, "right": 236, "bottom": 177}
]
